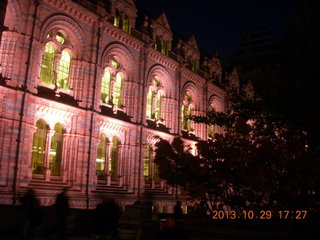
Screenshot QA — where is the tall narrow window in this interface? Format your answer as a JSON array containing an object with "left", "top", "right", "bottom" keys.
[
  {"left": 57, "top": 50, "right": 71, "bottom": 90},
  {"left": 113, "top": 73, "right": 123, "bottom": 107},
  {"left": 155, "top": 91, "right": 162, "bottom": 120},
  {"left": 40, "top": 43, "right": 56, "bottom": 85},
  {"left": 96, "top": 134, "right": 107, "bottom": 180},
  {"left": 208, "top": 124, "right": 215, "bottom": 139},
  {"left": 181, "top": 93, "right": 193, "bottom": 131},
  {"left": 154, "top": 36, "right": 161, "bottom": 51},
  {"left": 161, "top": 40, "right": 168, "bottom": 55},
  {"left": 144, "top": 145, "right": 151, "bottom": 183},
  {"left": 101, "top": 69, "right": 111, "bottom": 103},
  {"left": 109, "top": 137, "right": 119, "bottom": 181},
  {"left": 49, "top": 123, "right": 63, "bottom": 176},
  {"left": 114, "top": 9, "right": 120, "bottom": 27},
  {"left": 122, "top": 15, "right": 130, "bottom": 33},
  {"left": 146, "top": 88, "right": 153, "bottom": 118},
  {"left": 31, "top": 119, "right": 47, "bottom": 174},
  {"left": 190, "top": 59, "right": 197, "bottom": 73}
]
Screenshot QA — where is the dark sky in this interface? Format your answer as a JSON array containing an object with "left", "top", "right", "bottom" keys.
[{"left": 135, "top": 0, "right": 293, "bottom": 55}]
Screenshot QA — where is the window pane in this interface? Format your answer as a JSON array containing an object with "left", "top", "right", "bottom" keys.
[
  {"left": 57, "top": 50, "right": 71, "bottom": 90},
  {"left": 40, "top": 43, "right": 55, "bottom": 85},
  {"left": 113, "top": 73, "right": 123, "bottom": 107},
  {"left": 146, "top": 88, "right": 153, "bottom": 118},
  {"left": 144, "top": 145, "right": 151, "bottom": 183},
  {"left": 101, "top": 69, "right": 111, "bottom": 103},
  {"left": 31, "top": 119, "right": 47, "bottom": 174},
  {"left": 155, "top": 92, "right": 162, "bottom": 120},
  {"left": 109, "top": 137, "right": 118, "bottom": 181},
  {"left": 96, "top": 134, "right": 107, "bottom": 180},
  {"left": 49, "top": 123, "right": 63, "bottom": 176}
]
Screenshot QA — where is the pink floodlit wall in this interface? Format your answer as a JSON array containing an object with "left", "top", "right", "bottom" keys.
[{"left": 0, "top": 0, "right": 226, "bottom": 211}]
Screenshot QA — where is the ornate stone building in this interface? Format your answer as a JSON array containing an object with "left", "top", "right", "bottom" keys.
[{"left": 0, "top": 0, "right": 233, "bottom": 211}]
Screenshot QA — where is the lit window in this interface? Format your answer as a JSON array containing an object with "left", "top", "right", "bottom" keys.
[
  {"left": 40, "top": 43, "right": 56, "bottom": 85},
  {"left": 146, "top": 79, "right": 163, "bottom": 121},
  {"left": 101, "top": 69, "right": 111, "bottom": 103},
  {"left": 111, "top": 58, "right": 120, "bottom": 69},
  {"left": 57, "top": 50, "right": 71, "bottom": 90},
  {"left": 31, "top": 119, "right": 47, "bottom": 174},
  {"left": 96, "top": 134, "right": 107, "bottom": 180},
  {"left": 161, "top": 40, "right": 168, "bottom": 56},
  {"left": 146, "top": 88, "right": 153, "bottom": 119},
  {"left": 56, "top": 32, "right": 66, "bottom": 44},
  {"left": 144, "top": 145, "right": 151, "bottom": 183},
  {"left": 155, "top": 91, "right": 162, "bottom": 120},
  {"left": 114, "top": 9, "right": 120, "bottom": 27},
  {"left": 208, "top": 124, "right": 215, "bottom": 139},
  {"left": 109, "top": 137, "right": 119, "bottom": 181},
  {"left": 122, "top": 15, "right": 131, "bottom": 34},
  {"left": 113, "top": 73, "right": 123, "bottom": 107},
  {"left": 49, "top": 123, "right": 63, "bottom": 176},
  {"left": 181, "top": 93, "right": 193, "bottom": 131}
]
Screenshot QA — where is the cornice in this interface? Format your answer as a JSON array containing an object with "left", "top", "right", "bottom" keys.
[
  {"left": 208, "top": 82, "right": 226, "bottom": 98},
  {"left": 104, "top": 24, "right": 142, "bottom": 51},
  {"left": 44, "top": 0, "right": 98, "bottom": 25},
  {"left": 146, "top": 48, "right": 178, "bottom": 72},
  {"left": 181, "top": 68, "right": 205, "bottom": 87}
]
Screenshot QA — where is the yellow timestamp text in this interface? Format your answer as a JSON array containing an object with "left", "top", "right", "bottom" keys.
[{"left": 211, "top": 210, "right": 307, "bottom": 220}]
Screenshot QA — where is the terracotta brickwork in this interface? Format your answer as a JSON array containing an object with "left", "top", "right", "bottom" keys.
[{"left": 0, "top": 0, "right": 230, "bottom": 211}]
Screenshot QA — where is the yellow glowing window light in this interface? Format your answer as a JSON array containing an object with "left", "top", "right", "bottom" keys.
[
  {"left": 49, "top": 123, "right": 63, "bottom": 176},
  {"left": 146, "top": 87, "right": 153, "bottom": 118},
  {"left": 113, "top": 73, "right": 123, "bottom": 107},
  {"left": 101, "top": 69, "right": 111, "bottom": 103},
  {"left": 40, "top": 43, "right": 56, "bottom": 85},
  {"left": 144, "top": 145, "right": 151, "bottom": 183},
  {"left": 109, "top": 137, "right": 119, "bottom": 181},
  {"left": 31, "top": 119, "right": 47, "bottom": 174},
  {"left": 96, "top": 134, "right": 107, "bottom": 179},
  {"left": 57, "top": 50, "right": 71, "bottom": 90}
]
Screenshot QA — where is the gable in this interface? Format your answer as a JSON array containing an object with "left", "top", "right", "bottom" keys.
[
  {"left": 187, "top": 35, "right": 199, "bottom": 52},
  {"left": 155, "top": 12, "right": 171, "bottom": 32}
]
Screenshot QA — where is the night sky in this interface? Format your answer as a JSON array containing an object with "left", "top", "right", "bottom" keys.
[{"left": 135, "top": 0, "right": 293, "bottom": 55}]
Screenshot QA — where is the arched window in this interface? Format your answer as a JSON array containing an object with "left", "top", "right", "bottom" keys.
[
  {"left": 146, "top": 79, "right": 163, "bottom": 121},
  {"left": 154, "top": 36, "right": 161, "bottom": 51},
  {"left": 161, "top": 40, "right": 168, "bottom": 56},
  {"left": 109, "top": 137, "right": 119, "bottom": 181},
  {"left": 181, "top": 93, "right": 193, "bottom": 131},
  {"left": 190, "top": 59, "right": 197, "bottom": 73},
  {"left": 146, "top": 88, "right": 153, "bottom": 119},
  {"left": 49, "top": 123, "right": 63, "bottom": 176},
  {"left": 144, "top": 144, "right": 160, "bottom": 185},
  {"left": 101, "top": 69, "right": 111, "bottom": 103},
  {"left": 96, "top": 134, "right": 107, "bottom": 180},
  {"left": 40, "top": 43, "right": 56, "bottom": 85},
  {"left": 31, "top": 119, "right": 47, "bottom": 174},
  {"left": 113, "top": 73, "right": 123, "bottom": 107},
  {"left": 144, "top": 145, "right": 151, "bottom": 183},
  {"left": 208, "top": 125, "right": 215, "bottom": 139},
  {"left": 57, "top": 50, "right": 71, "bottom": 90}
]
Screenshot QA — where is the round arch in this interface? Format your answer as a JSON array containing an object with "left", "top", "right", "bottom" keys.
[
  {"left": 39, "top": 14, "right": 88, "bottom": 60},
  {"left": 147, "top": 64, "right": 174, "bottom": 98}
]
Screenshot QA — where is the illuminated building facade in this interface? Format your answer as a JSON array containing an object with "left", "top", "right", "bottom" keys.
[{"left": 0, "top": 0, "right": 235, "bottom": 211}]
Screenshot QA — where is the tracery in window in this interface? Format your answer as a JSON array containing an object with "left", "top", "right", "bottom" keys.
[
  {"left": 39, "top": 31, "right": 72, "bottom": 91},
  {"left": 146, "top": 78, "right": 163, "bottom": 121},
  {"left": 49, "top": 123, "right": 63, "bottom": 176},
  {"left": 31, "top": 119, "right": 47, "bottom": 174}
]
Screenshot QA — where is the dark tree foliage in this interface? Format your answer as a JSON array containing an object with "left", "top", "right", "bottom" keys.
[{"left": 154, "top": 97, "right": 320, "bottom": 215}]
